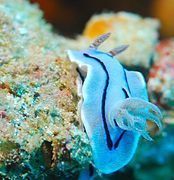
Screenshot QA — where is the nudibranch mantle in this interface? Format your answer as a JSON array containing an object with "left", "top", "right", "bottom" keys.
[{"left": 67, "top": 33, "right": 162, "bottom": 174}]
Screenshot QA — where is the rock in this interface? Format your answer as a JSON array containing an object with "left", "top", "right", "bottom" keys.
[{"left": 0, "top": 0, "right": 92, "bottom": 178}]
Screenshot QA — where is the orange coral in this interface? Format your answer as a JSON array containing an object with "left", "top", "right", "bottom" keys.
[
  {"left": 84, "top": 19, "right": 114, "bottom": 39},
  {"left": 83, "top": 15, "right": 131, "bottom": 39}
]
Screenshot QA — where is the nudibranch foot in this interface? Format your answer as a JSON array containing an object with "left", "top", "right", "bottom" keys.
[{"left": 109, "top": 97, "right": 162, "bottom": 140}]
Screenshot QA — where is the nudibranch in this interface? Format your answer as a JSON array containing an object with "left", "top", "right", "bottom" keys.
[{"left": 67, "top": 33, "right": 162, "bottom": 174}]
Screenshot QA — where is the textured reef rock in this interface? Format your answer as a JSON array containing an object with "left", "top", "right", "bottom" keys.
[
  {"left": 79, "top": 12, "right": 160, "bottom": 69},
  {"left": 148, "top": 39, "right": 174, "bottom": 124},
  {"left": 0, "top": 0, "right": 91, "bottom": 178}
]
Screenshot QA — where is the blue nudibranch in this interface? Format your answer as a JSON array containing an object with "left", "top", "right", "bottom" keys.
[{"left": 67, "top": 33, "right": 162, "bottom": 174}]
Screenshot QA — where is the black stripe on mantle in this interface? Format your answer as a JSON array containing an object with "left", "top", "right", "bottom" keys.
[
  {"left": 83, "top": 53, "right": 113, "bottom": 150},
  {"left": 83, "top": 53, "right": 128, "bottom": 151}
]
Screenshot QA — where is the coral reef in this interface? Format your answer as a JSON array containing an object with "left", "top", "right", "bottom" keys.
[
  {"left": 0, "top": 0, "right": 173, "bottom": 179},
  {"left": 148, "top": 39, "right": 174, "bottom": 124},
  {"left": 0, "top": 0, "right": 91, "bottom": 178}
]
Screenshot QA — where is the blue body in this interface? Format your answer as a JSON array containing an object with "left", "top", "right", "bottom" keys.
[{"left": 68, "top": 48, "right": 157, "bottom": 174}]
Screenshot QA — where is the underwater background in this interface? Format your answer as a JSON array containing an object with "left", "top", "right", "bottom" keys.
[
  {"left": 0, "top": 0, "right": 174, "bottom": 179},
  {"left": 30, "top": 0, "right": 174, "bottom": 39}
]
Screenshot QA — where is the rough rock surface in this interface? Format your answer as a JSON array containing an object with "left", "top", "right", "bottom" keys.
[{"left": 0, "top": 0, "right": 91, "bottom": 178}]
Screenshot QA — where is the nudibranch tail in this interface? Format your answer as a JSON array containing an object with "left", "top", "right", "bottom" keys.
[
  {"left": 89, "top": 32, "right": 111, "bottom": 49},
  {"left": 108, "top": 97, "right": 162, "bottom": 140}
]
